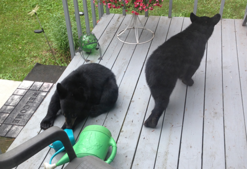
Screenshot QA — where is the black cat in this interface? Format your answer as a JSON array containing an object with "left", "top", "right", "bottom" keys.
[
  {"left": 144, "top": 13, "right": 221, "bottom": 128},
  {"left": 40, "top": 63, "right": 118, "bottom": 130}
]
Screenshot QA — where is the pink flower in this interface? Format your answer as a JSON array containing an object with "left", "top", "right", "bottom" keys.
[{"left": 98, "top": 0, "right": 163, "bottom": 13}]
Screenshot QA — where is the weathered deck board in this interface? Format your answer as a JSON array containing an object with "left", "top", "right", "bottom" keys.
[
  {"left": 178, "top": 17, "right": 206, "bottom": 169},
  {"left": 114, "top": 16, "right": 172, "bottom": 169},
  {"left": 99, "top": 15, "right": 133, "bottom": 69},
  {"left": 203, "top": 20, "right": 225, "bottom": 169},
  {"left": 154, "top": 17, "right": 186, "bottom": 169},
  {"left": 110, "top": 16, "right": 161, "bottom": 169},
  {"left": 222, "top": 19, "right": 247, "bottom": 168},
  {"left": 235, "top": 19, "right": 247, "bottom": 136},
  {"left": 103, "top": 15, "right": 149, "bottom": 139},
  {"left": 109, "top": 16, "right": 147, "bottom": 86},
  {"left": 7, "top": 15, "right": 247, "bottom": 169}
]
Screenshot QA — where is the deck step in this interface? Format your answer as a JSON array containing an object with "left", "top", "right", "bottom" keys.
[{"left": 0, "top": 79, "right": 21, "bottom": 108}]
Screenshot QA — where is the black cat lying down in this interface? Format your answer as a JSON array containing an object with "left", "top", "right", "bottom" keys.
[
  {"left": 144, "top": 13, "right": 221, "bottom": 128},
  {"left": 40, "top": 63, "right": 118, "bottom": 130}
]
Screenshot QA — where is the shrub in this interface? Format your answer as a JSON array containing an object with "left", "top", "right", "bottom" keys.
[{"left": 49, "top": 14, "right": 79, "bottom": 53}]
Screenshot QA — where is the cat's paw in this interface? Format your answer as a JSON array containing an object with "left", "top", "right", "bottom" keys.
[
  {"left": 61, "top": 122, "right": 67, "bottom": 129},
  {"left": 144, "top": 116, "right": 158, "bottom": 128},
  {"left": 182, "top": 78, "right": 194, "bottom": 86},
  {"left": 40, "top": 117, "right": 55, "bottom": 130}
]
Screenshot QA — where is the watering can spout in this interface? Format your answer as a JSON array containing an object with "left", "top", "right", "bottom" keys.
[{"left": 56, "top": 154, "right": 70, "bottom": 166}]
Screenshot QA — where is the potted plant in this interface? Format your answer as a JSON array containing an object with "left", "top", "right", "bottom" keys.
[{"left": 94, "top": 0, "right": 163, "bottom": 44}]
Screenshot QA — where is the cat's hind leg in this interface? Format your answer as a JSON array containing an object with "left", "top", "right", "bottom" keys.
[
  {"left": 40, "top": 91, "right": 61, "bottom": 130},
  {"left": 181, "top": 64, "right": 199, "bottom": 86},
  {"left": 144, "top": 77, "right": 176, "bottom": 128},
  {"left": 89, "top": 77, "right": 118, "bottom": 117}
]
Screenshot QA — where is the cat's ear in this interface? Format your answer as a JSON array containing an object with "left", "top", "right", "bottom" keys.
[
  {"left": 57, "top": 83, "right": 68, "bottom": 99},
  {"left": 190, "top": 12, "right": 197, "bottom": 23},
  {"left": 211, "top": 13, "right": 221, "bottom": 25}
]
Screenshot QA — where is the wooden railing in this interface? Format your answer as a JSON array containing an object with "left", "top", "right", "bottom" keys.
[{"left": 62, "top": 0, "right": 247, "bottom": 59}]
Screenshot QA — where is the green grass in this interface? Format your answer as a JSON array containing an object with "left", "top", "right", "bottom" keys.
[
  {"left": 0, "top": 0, "right": 246, "bottom": 81},
  {"left": 0, "top": 0, "right": 83, "bottom": 80}
]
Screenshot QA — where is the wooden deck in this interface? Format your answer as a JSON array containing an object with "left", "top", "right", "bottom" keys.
[{"left": 8, "top": 14, "right": 247, "bottom": 169}]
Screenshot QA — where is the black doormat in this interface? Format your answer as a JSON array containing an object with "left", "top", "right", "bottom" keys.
[
  {"left": 24, "top": 63, "right": 66, "bottom": 83},
  {"left": 0, "top": 63, "right": 66, "bottom": 138}
]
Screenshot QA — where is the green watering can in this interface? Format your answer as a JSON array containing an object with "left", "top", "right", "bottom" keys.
[{"left": 44, "top": 125, "right": 117, "bottom": 169}]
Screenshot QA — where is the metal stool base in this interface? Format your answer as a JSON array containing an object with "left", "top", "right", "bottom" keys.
[{"left": 117, "top": 14, "right": 155, "bottom": 45}]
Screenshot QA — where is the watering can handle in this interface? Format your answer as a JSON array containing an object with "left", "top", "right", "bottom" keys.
[{"left": 105, "top": 137, "right": 117, "bottom": 164}]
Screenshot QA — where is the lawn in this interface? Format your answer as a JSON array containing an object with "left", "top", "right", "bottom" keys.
[{"left": 0, "top": 0, "right": 246, "bottom": 81}]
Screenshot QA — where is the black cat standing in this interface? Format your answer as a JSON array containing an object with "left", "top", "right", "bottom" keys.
[
  {"left": 41, "top": 63, "right": 118, "bottom": 130},
  {"left": 144, "top": 13, "right": 221, "bottom": 128}
]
